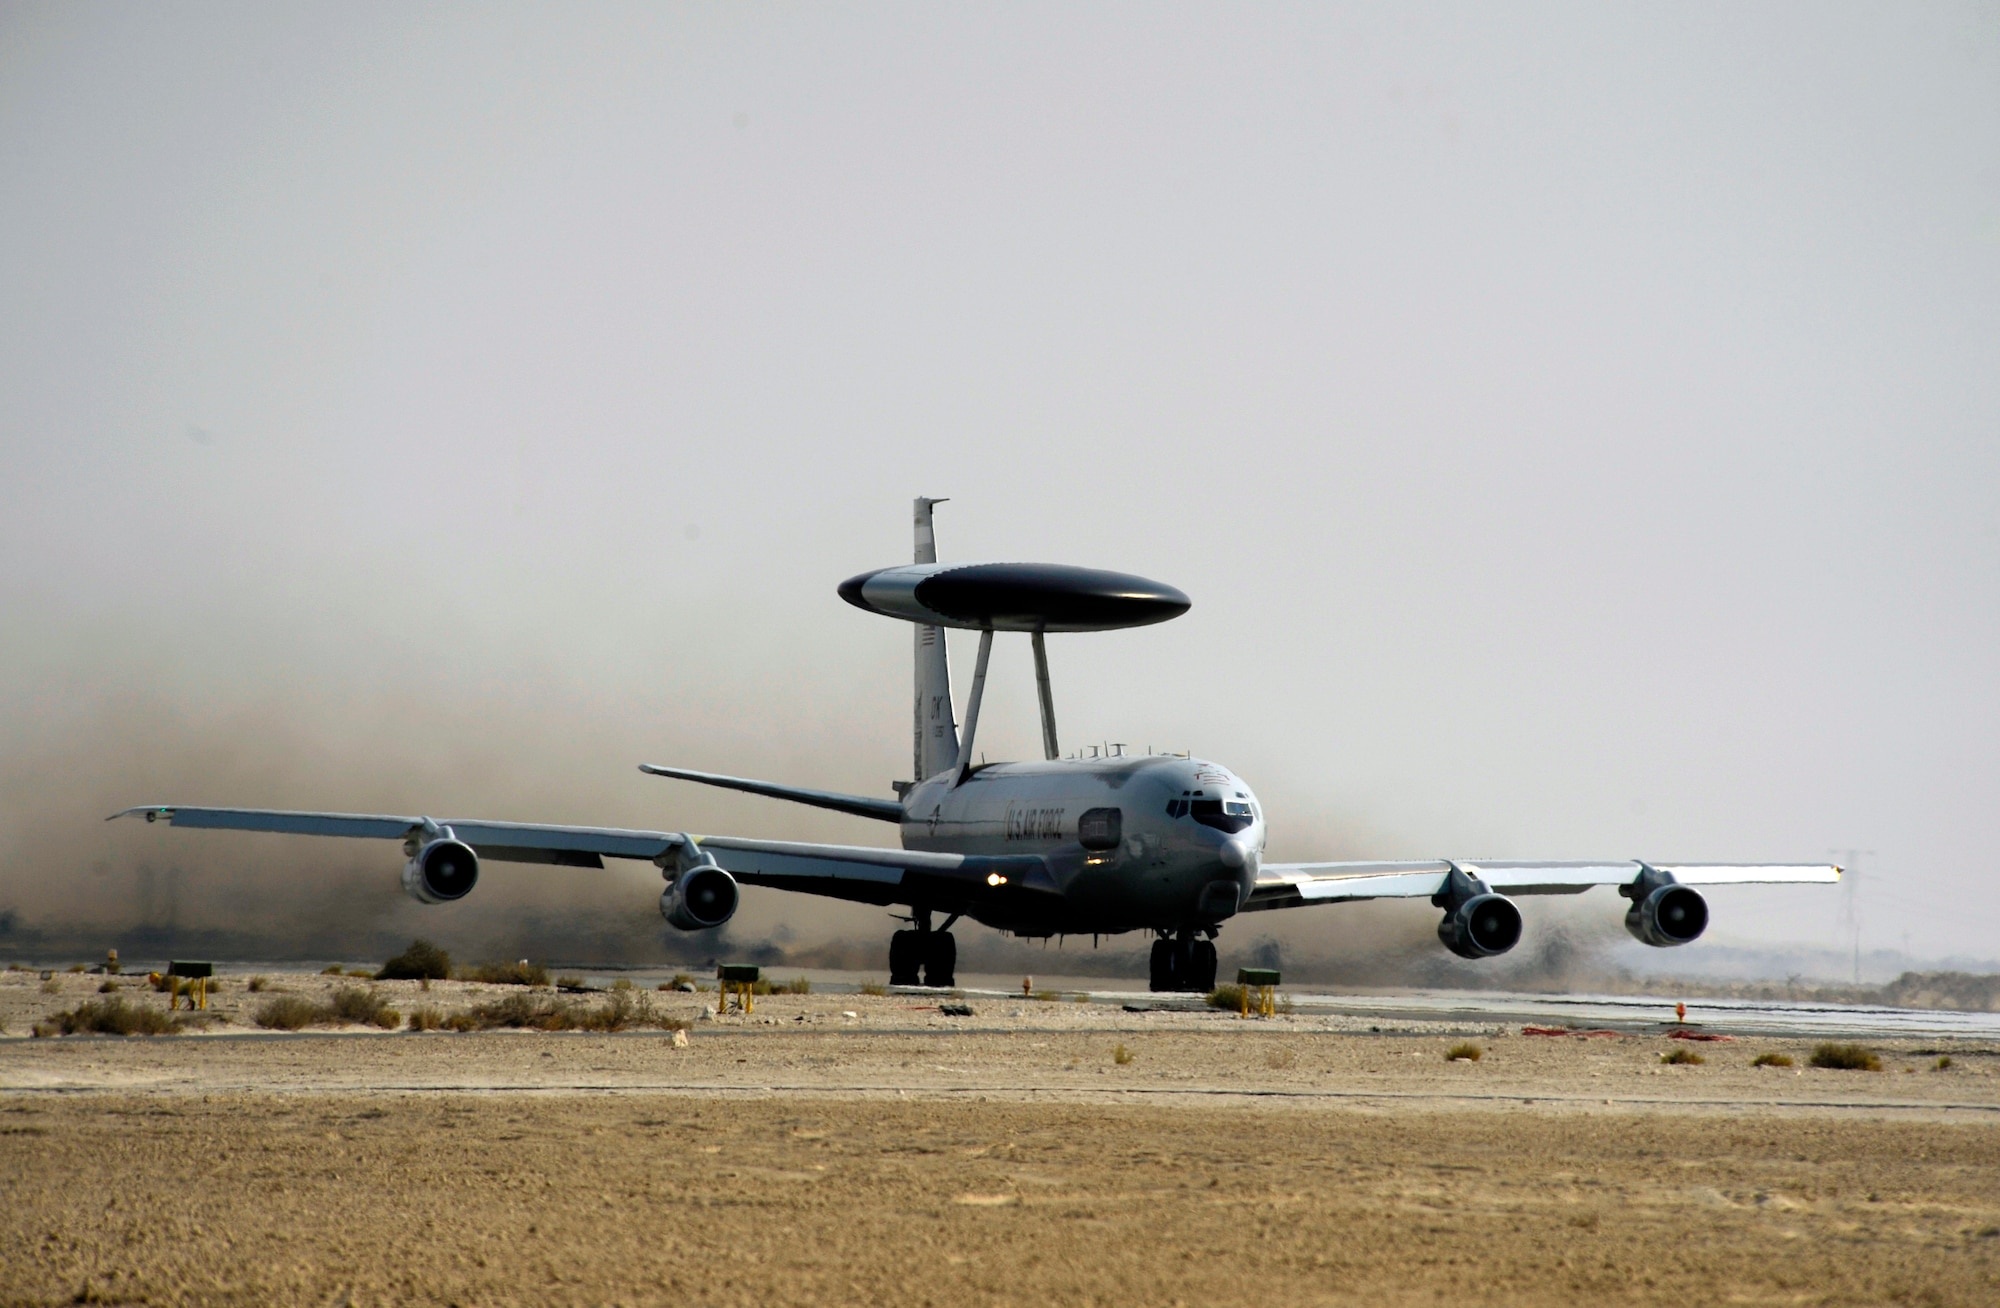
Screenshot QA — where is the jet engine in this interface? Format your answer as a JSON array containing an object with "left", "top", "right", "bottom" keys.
[
  {"left": 660, "top": 862, "right": 740, "bottom": 931},
  {"left": 401, "top": 838, "right": 479, "bottom": 904},
  {"left": 1625, "top": 882, "right": 1708, "bottom": 947},
  {"left": 1437, "top": 892, "right": 1523, "bottom": 959}
]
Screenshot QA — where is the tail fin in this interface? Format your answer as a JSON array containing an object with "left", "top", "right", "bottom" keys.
[{"left": 913, "top": 497, "right": 959, "bottom": 780}]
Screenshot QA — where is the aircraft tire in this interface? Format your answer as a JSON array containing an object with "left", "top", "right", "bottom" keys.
[
  {"left": 1192, "top": 940, "right": 1218, "bottom": 993},
  {"left": 922, "top": 931, "right": 956, "bottom": 988},
  {"left": 1148, "top": 939, "right": 1177, "bottom": 992},
  {"left": 888, "top": 930, "right": 923, "bottom": 987}
]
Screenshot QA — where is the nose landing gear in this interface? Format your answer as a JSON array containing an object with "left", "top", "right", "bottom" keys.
[
  {"left": 888, "top": 912, "right": 956, "bottom": 988},
  {"left": 1148, "top": 933, "right": 1218, "bottom": 993}
]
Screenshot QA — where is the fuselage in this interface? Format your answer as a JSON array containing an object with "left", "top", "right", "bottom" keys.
[{"left": 898, "top": 754, "right": 1265, "bottom": 936}]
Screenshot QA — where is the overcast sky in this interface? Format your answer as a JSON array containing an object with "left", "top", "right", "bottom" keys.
[{"left": 2, "top": 3, "right": 1995, "bottom": 964}]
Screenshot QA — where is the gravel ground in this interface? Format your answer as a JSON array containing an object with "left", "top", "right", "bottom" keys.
[{"left": 5, "top": 969, "right": 2000, "bottom": 1305}]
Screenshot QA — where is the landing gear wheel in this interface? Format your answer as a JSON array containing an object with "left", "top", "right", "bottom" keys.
[
  {"left": 922, "top": 931, "right": 956, "bottom": 989},
  {"left": 1191, "top": 940, "right": 1218, "bottom": 993},
  {"left": 1149, "top": 937, "right": 1216, "bottom": 993},
  {"left": 888, "top": 930, "right": 922, "bottom": 987}
]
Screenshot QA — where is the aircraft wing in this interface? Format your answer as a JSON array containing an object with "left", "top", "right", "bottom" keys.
[
  {"left": 107, "top": 805, "right": 1057, "bottom": 903},
  {"left": 1244, "top": 859, "right": 1840, "bottom": 911}
]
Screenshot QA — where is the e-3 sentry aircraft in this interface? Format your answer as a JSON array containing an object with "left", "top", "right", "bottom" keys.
[{"left": 116, "top": 499, "right": 1839, "bottom": 992}]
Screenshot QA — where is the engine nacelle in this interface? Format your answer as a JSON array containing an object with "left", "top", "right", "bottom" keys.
[
  {"left": 1625, "top": 883, "right": 1709, "bottom": 947},
  {"left": 401, "top": 838, "right": 479, "bottom": 904},
  {"left": 1437, "top": 892, "right": 1524, "bottom": 959},
  {"left": 660, "top": 863, "right": 740, "bottom": 931}
]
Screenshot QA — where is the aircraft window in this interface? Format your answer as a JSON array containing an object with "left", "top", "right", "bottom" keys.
[
  {"left": 1078, "top": 807, "right": 1123, "bottom": 850},
  {"left": 1189, "top": 799, "right": 1253, "bottom": 834}
]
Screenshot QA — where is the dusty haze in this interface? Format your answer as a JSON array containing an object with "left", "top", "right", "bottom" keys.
[{"left": 2, "top": 4, "right": 1995, "bottom": 972}]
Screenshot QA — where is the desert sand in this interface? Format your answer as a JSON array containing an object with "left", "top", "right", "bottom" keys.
[{"left": 4, "top": 968, "right": 1999, "bottom": 1306}]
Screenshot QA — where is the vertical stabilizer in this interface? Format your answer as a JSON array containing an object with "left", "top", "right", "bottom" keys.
[{"left": 912, "top": 497, "right": 959, "bottom": 779}]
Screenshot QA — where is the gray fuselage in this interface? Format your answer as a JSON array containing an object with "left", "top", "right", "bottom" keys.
[{"left": 899, "top": 754, "right": 1265, "bottom": 936}]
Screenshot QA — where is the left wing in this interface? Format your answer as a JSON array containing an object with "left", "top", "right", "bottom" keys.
[
  {"left": 109, "top": 805, "right": 1058, "bottom": 906},
  {"left": 1246, "top": 859, "right": 1840, "bottom": 911}
]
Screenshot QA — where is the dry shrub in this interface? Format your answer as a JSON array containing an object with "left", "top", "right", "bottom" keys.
[
  {"left": 444, "top": 990, "right": 691, "bottom": 1033},
  {"left": 65, "top": 963, "right": 86, "bottom": 973},
  {"left": 320, "top": 964, "right": 344, "bottom": 975},
  {"left": 39, "top": 996, "right": 185, "bottom": 1036},
  {"left": 461, "top": 961, "right": 551, "bottom": 987},
  {"left": 39, "top": 977, "right": 61, "bottom": 995},
  {"left": 247, "top": 976, "right": 270, "bottom": 992},
  {"left": 859, "top": 983, "right": 888, "bottom": 997},
  {"left": 254, "top": 996, "right": 321, "bottom": 1031},
  {"left": 578, "top": 991, "right": 684, "bottom": 1032},
  {"left": 253, "top": 986, "right": 397, "bottom": 1031},
  {"left": 407, "top": 1006, "right": 444, "bottom": 1032},
  {"left": 376, "top": 939, "right": 452, "bottom": 982},
  {"left": 1661, "top": 1048, "right": 1705, "bottom": 1065},
  {"left": 1112, "top": 1043, "right": 1133, "bottom": 1065},
  {"left": 1206, "top": 984, "right": 1246, "bottom": 1011},
  {"left": 1752, "top": 1052, "right": 1794, "bottom": 1068},
  {"left": 1445, "top": 1042, "right": 1482, "bottom": 1062},
  {"left": 1810, "top": 1042, "right": 1881, "bottom": 1071},
  {"left": 778, "top": 976, "right": 812, "bottom": 995},
  {"left": 329, "top": 987, "right": 398, "bottom": 1028},
  {"left": 611, "top": 978, "right": 635, "bottom": 992},
  {"left": 1936, "top": 1055, "right": 1954, "bottom": 1071},
  {"left": 344, "top": 968, "right": 374, "bottom": 979},
  {"left": 456, "top": 992, "right": 575, "bottom": 1031},
  {"left": 97, "top": 980, "right": 119, "bottom": 994},
  {"left": 1033, "top": 989, "right": 1063, "bottom": 1003}
]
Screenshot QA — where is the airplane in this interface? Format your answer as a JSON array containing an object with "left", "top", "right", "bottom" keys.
[{"left": 114, "top": 498, "right": 1840, "bottom": 992}]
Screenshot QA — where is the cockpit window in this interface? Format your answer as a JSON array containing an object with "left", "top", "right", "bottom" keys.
[{"left": 1188, "top": 798, "right": 1254, "bottom": 834}]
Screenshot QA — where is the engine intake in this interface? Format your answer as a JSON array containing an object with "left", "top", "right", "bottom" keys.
[
  {"left": 660, "top": 862, "right": 739, "bottom": 931},
  {"left": 1432, "top": 863, "right": 1523, "bottom": 959},
  {"left": 402, "top": 838, "right": 479, "bottom": 904},
  {"left": 1438, "top": 892, "right": 1523, "bottom": 959},
  {"left": 1625, "top": 883, "right": 1708, "bottom": 947}
]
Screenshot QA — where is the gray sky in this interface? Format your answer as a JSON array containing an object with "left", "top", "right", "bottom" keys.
[{"left": 2, "top": 3, "right": 1996, "bottom": 963}]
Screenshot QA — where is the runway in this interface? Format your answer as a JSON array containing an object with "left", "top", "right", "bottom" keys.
[{"left": 797, "top": 971, "right": 2000, "bottom": 1041}]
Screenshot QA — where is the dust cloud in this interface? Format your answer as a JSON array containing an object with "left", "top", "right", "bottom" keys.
[{"left": 0, "top": 616, "right": 1629, "bottom": 983}]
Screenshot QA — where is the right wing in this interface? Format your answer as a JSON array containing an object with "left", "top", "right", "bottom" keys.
[
  {"left": 108, "top": 805, "right": 1056, "bottom": 906},
  {"left": 1245, "top": 859, "right": 1841, "bottom": 911}
]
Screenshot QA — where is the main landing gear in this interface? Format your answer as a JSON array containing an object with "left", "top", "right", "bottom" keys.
[
  {"left": 1149, "top": 933, "right": 1218, "bottom": 993},
  {"left": 888, "top": 911, "right": 956, "bottom": 988}
]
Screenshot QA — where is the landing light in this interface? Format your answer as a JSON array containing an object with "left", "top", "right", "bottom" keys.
[{"left": 986, "top": 872, "right": 1007, "bottom": 887}]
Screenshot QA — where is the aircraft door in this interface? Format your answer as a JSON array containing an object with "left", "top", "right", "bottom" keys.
[{"left": 1078, "top": 807, "right": 1122, "bottom": 851}]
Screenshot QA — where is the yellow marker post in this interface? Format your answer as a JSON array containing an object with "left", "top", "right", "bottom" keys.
[
  {"left": 168, "top": 961, "right": 213, "bottom": 1013},
  {"left": 1236, "top": 968, "right": 1280, "bottom": 1019},
  {"left": 717, "top": 964, "right": 760, "bottom": 1015}
]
